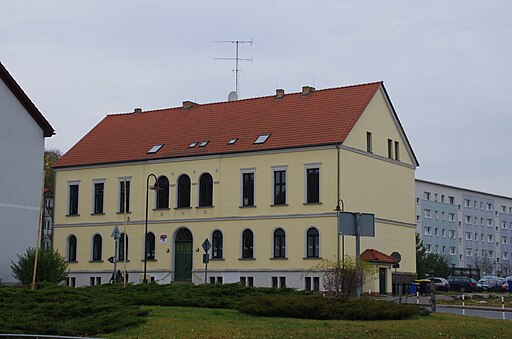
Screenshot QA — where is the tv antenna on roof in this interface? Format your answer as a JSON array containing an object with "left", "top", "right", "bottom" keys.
[{"left": 214, "top": 39, "right": 253, "bottom": 97}]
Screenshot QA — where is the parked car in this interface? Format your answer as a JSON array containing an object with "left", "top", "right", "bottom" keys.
[
  {"left": 501, "top": 275, "right": 512, "bottom": 292},
  {"left": 478, "top": 276, "right": 502, "bottom": 291},
  {"left": 447, "top": 276, "right": 477, "bottom": 293},
  {"left": 469, "top": 278, "right": 483, "bottom": 292},
  {"left": 431, "top": 277, "right": 450, "bottom": 291}
]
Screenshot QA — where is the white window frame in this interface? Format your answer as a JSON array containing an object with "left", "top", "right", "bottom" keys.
[
  {"left": 465, "top": 216, "right": 471, "bottom": 224},
  {"left": 487, "top": 203, "right": 492, "bottom": 211},
  {"left": 240, "top": 168, "right": 256, "bottom": 207},
  {"left": 488, "top": 235, "right": 493, "bottom": 243},
  {"left": 118, "top": 177, "right": 132, "bottom": 213},
  {"left": 424, "top": 209, "right": 431, "bottom": 218},
  {"left": 449, "top": 247, "right": 456, "bottom": 255},
  {"left": 449, "top": 213, "right": 455, "bottom": 222},
  {"left": 424, "top": 227, "right": 431, "bottom": 236},
  {"left": 424, "top": 192, "right": 431, "bottom": 201},
  {"left": 449, "top": 230, "right": 455, "bottom": 239},
  {"left": 503, "top": 236, "right": 508, "bottom": 245},
  {"left": 67, "top": 180, "right": 81, "bottom": 215},
  {"left": 271, "top": 165, "right": 288, "bottom": 205},
  {"left": 464, "top": 199, "right": 470, "bottom": 208},
  {"left": 465, "top": 232, "right": 471, "bottom": 240},
  {"left": 466, "top": 248, "right": 472, "bottom": 257},
  {"left": 304, "top": 162, "right": 322, "bottom": 204},
  {"left": 91, "top": 179, "right": 106, "bottom": 214}
]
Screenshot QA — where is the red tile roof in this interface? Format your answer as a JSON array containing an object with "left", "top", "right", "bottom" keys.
[
  {"left": 360, "top": 249, "right": 398, "bottom": 264},
  {"left": 55, "top": 82, "right": 383, "bottom": 168},
  {"left": 0, "top": 62, "right": 55, "bottom": 137}
]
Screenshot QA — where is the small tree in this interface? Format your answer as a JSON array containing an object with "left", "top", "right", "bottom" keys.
[
  {"left": 11, "top": 247, "right": 68, "bottom": 285},
  {"left": 416, "top": 234, "right": 451, "bottom": 278},
  {"left": 308, "top": 255, "right": 377, "bottom": 298}
]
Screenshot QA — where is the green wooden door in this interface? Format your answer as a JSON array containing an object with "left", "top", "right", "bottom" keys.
[
  {"left": 174, "top": 229, "right": 193, "bottom": 281},
  {"left": 379, "top": 268, "right": 386, "bottom": 294}
]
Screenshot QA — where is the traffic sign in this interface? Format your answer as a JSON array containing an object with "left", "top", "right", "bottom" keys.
[
  {"left": 111, "top": 225, "right": 121, "bottom": 239},
  {"left": 202, "top": 239, "right": 211, "bottom": 253}
]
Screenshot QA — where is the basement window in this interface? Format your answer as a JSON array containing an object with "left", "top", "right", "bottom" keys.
[
  {"left": 254, "top": 134, "right": 271, "bottom": 144},
  {"left": 199, "top": 141, "right": 209, "bottom": 147},
  {"left": 147, "top": 144, "right": 164, "bottom": 154},
  {"left": 228, "top": 138, "right": 238, "bottom": 145},
  {"left": 188, "top": 142, "right": 198, "bottom": 148}
]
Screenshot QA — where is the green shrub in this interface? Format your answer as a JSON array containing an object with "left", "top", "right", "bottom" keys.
[
  {"left": 234, "top": 294, "right": 429, "bottom": 320},
  {"left": 10, "top": 247, "right": 68, "bottom": 285}
]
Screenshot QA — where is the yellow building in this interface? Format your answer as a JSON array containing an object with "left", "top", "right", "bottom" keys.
[{"left": 53, "top": 82, "right": 419, "bottom": 293}]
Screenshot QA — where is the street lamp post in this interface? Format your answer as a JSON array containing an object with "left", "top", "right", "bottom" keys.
[
  {"left": 335, "top": 198, "right": 345, "bottom": 267},
  {"left": 144, "top": 174, "right": 160, "bottom": 283}
]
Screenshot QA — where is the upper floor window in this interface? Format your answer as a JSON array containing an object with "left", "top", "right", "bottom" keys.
[
  {"left": 449, "top": 196, "right": 455, "bottom": 204},
  {"left": 424, "top": 209, "right": 431, "bottom": 218},
  {"left": 145, "top": 232, "right": 155, "bottom": 260},
  {"left": 93, "top": 182, "right": 104, "bottom": 214},
  {"left": 68, "top": 183, "right": 79, "bottom": 215},
  {"left": 242, "top": 229, "right": 254, "bottom": 259},
  {"left": 67, "top": 235, "right": 77, "bottom": 262},
  {"left": 394, "top": 141, "right": 400, "bottom": 161},
  {"left": 198, "top": 173, "right": 213, "bottom": 207},
  {"left": 423, "top": 192, "right": 431, "bottom": 200},
  {"left": 156, "top": 176, "right": 169, "bottom": 209},
  {"left": 486, "top": 203, "right": 492, "bottom": 211},
  {"left": 387, "top": 139, "right": 393, "bottom": 159},
  {"left": 241, "top": 171, "right": 255, "bottom": 207},
  {"left": 92, "top": 234, "right": 102, "bottom": 261},
  {"left": 212, "top": 230, "right": 223, "bottom": 259},
  {"left": 177, "top": 175, "right": 191, "bottom": 208},
  {"left": 366, "top": 131, "right": 372, "bottom": 153},
  {"left": 448, "top": 213, "right": 455, "bottom": 222},
  {"left": 273, "top": 228, "right": 286, "bottom": 259},
  {"left": 464, "top": 199, "right": 470, "bottom": 208},
  {"left": 273, "top": 169, "right": 287, "bottom": 205},
  {"left": 306, "top": 227, "right": 320, "bottom": 258},
  {"left": 306, "top": 167, "right": 320, "bottom": 204},
  {"left": 119, "top": 180, "right": 131, "bottom": 213}
]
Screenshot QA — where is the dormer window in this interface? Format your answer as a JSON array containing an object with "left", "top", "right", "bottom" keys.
[
  {"left": 228, "top": 138, "right": 238, "bottom": 145},
  {"left": 199, "top": 141, "right": 209, "bottom": 147},
  {"left": 254, "top": 134, "right": 271, "bottom": 144},
  {"left": 188, "top": 142, "right": 198, "bottom": 148},
  {"left": 147, "top": 144, "right": 164, "bottom": 154}
]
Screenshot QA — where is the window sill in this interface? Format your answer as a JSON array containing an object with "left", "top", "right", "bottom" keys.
[
  {"left": 117, "top": 211, "right": 132, "bottom": 215},
  {"left": 239, "top": 205, "right": 257, "bottom": 208},
  {"left": 174, "top": 207, "right": 192, "bottom": 210},
  {"left": 141, "top": 259, "right": 157, "bottom": 262},
  {"left": 89, "top": 260, "right": 104, "bottom": 263},
  {"left": 271, "top": 204, "right": 288, "bottom": 207},
  {"left": 197, "top": 206, "right": 214, "bottom": 209},
  {"left": 91, "top": 212, "right": 105, "bottom": 216},
  {"left": 270, "top": 257, "right": 288, "bottom": 260},
  {"left": 238, "top": 258, "right": 256, "bottom": 261},
  {"left": 153, "top": 208, "right": 170, "bottom": 211},
  {"left": 210, "top": 258, "right": 225, "bottom": 261},
  {"left": 65, "top": 260, "right": 78, "bottom": 263},
  {"left": 303, "top": 202, "right": 322, "bottom": 205},
  {"left": 66, "top": 214, "right": 80, "bottom": 217},
  {"left": 303, "top": 257, "right": 322, "bottom": 260}
]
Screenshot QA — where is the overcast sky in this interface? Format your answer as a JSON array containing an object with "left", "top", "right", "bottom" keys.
[{"left": 2, "top": 1, "right": 511, "bottom": 196}]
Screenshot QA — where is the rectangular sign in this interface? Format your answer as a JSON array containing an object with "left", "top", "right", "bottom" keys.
[{"left": 338, "top": 212, "right": 375, "bottom": 237}]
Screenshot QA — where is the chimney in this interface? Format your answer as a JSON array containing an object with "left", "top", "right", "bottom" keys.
[
  {"left": 302, "top": 86, "right": 315, "bottom": 96},
  {"left": 133, "top": 107, "right": 142, "bottom": 113},
  {"left": 182, "top": 101, "right": 197, "bottom": 110},
  {"left": 275, "top": 89, "right": 285, "bottom": 99}
]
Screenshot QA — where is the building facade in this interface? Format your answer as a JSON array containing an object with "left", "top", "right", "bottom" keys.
[
  {"left": 416, "top": 179, "right": 512, "bottom": 275},
  {"left": 41, "top": 188, "right": 55, "bottom": 250},
  {"left": 0, "top": 62, "right": 54, "bottom": 283},
  {"left": 53, "top": 82, "right": 418, "bottom": 292}
]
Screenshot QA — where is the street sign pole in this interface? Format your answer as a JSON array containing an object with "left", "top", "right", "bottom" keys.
[
  {"left": 111, "top": 225, "right": 121, "bottom": 283},
  {"left": 202, "top": 239, "right": 211, "bottom": 285},
  {"left": 355, "top": 213, "right": 361, "bottom": 299}
]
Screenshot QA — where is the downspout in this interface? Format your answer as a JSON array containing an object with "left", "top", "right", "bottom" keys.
[{"left": 337, "top": 143, "right": 341, "bottom": 264}]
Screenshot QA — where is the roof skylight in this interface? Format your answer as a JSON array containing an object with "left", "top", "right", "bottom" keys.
[
  {"left": 254, "top": 134, "right": 271, "bottom": 144},
  {"left": 189, "top": 142, "right": 198, "bottom": 148},
  {"left": 147, "top": 144, "right": 164, "bottom": 154},
  {"left": 228, "top": 138, "right": 238, "bottom": 145},
  {"left": 199, "top": 141, "right": 209, "bottom": 147}
]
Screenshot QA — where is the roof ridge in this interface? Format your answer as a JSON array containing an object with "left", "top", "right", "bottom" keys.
[{"left": 106, "top": 81, "right": 383, "bottom": 117}]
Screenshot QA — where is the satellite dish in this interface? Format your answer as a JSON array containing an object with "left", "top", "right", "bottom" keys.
[{"left": 228, "top": 91, "right": 238, "bottom": 101}]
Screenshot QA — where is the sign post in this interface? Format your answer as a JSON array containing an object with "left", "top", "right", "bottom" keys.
[
  {"left": 110, "top": 225, "right": 121, "bottom": 283},
  {"left": 202, "top": 239, "right": 211, "bottom": 284}
]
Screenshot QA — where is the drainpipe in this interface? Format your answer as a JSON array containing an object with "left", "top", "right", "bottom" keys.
[{"left": 337, "top": 144, "right": 341, "bottom": 264}]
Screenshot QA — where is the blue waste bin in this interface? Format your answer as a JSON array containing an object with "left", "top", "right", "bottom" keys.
[
  {"left": 409, "top": 283, "right": 418, "bottom": 294},
  {"left": 508, "top": 280, "right": 512, "bottom": 292}
]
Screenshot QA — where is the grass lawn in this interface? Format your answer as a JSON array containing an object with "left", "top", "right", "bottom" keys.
[{"left": 106, "top": 306, "right": 512, "bottom": 339}]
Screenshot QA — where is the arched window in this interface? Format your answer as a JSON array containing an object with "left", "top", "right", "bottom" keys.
[
  {"left": 118, "top": 233, "right": 129, "bottom": 261},
  {"left": 242, "top": 229, "right": 254, "bottom": 259},
  {"left": 146, "top": 232, "right": 156, "bottom": 260},
  {"left": 177, "top": 174, "right": 191, "bottom": 208},
  {"left": 212, "top": 230, "right": 223, "bottom": 259},
  {"left": 273, "top": 228, "right": 286, "bottom": 258},
  {"left": 68, "top": 235, "right": 77, "bottom": 262},
  {"left": 198, "top": 173, "right": 213, "bottom": 207},
  {"left": 92, "top": 234, "right": 102, "bottom": 261},
  {"left": 307, "top": 228, "right": 319, "bottom": 258},
  {"left": 156, "top": 176, "right": 169, "bottom": 209}
]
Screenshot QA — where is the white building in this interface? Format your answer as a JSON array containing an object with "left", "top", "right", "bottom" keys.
[{"left": 0, "top": 62, "right": 54, "bottom": 284}]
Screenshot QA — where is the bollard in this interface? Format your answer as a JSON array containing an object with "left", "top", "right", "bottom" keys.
[
  {"left": 462, "top": 294, "right": 465, "bottom": 316},
  {"left": 416, "top": 291, "right": 419, "bottom": 304},
  {"left": 502, "top": 296, "right": 505, "bottom": 320}
]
